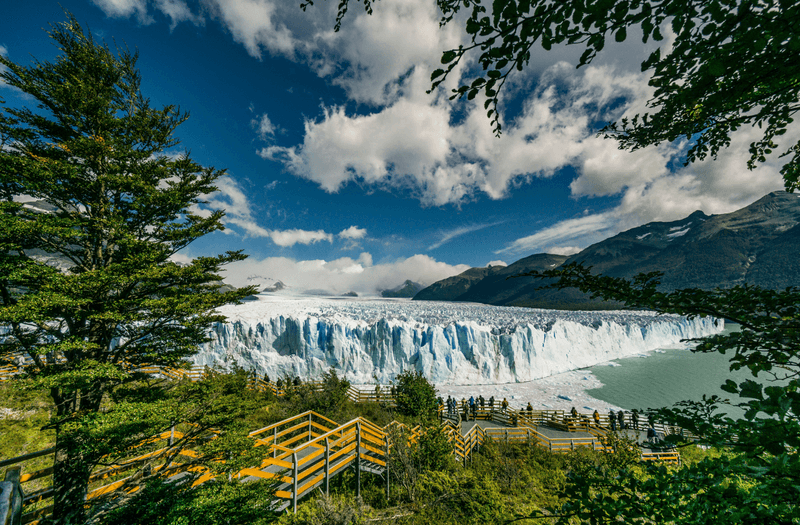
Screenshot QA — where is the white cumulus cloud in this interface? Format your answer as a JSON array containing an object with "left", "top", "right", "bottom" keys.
[
  {"left": 268, "top": 228, "right": 333, "bottom": 247},
  {"left": 338, "top": 226, "right": 367, "bottom": 240},
  {"left": 222, "top": 252, "right": 469, "bottom": 296}
]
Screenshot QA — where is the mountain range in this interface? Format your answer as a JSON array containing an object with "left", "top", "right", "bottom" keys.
[{"left": 414, "top": 191, "right": 800, "bottom": 309}]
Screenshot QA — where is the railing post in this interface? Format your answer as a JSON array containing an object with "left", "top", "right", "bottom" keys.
[
  {"left": 273, "top": 427, "right": 278, "bottom": 458},
  {"left": 324, "top": 437, "right": 330, "bottom": 496},
  {"left": 0, "top": 466, "right": 23, "bottom": 525},
  {"left": 169, "top": 422, "right": 175, "bottom": 447},
  {"left": 355, "top": 422, "right": 362, "bottom": 499},
  {"left": 308, "top": 413, "right": 312, "bottom": 439},
  {"left": 571, "top": 439, "right": 574, "bottom": 451},
  {"left": 384, "top": 435, "right": 390, "bottom": 499},
  {"left": 292, "top": 452, "right": 298, "bottom": 513}
]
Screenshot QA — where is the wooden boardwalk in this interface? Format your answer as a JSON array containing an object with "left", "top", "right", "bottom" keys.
[{"left": 1, "top": 367, "right": 687, "bottom": 524}]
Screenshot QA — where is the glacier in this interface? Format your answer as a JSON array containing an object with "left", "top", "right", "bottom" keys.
[{"left": 191, "top": 295, "right": 724, "bottom": 385}]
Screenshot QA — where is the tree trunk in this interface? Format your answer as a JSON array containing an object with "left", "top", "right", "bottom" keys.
[
  {"left": 50, "top": 385, "right": 104, "bottom": 524},
  {"left": 51, "top": 436, "right": 92, "bottom": 525}
]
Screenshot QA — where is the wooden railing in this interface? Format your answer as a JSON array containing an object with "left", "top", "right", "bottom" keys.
[
  {"left": 1, "top": 411, "right": 390, "bottom": 524},
  {"left": 2, "top": 402, "right": 687, "bottom": 525},
  {"left": 2, "top": 362, "right": 693, "bottom": 523}
]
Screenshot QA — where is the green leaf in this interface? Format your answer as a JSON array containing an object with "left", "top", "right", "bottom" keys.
[{"left": 430, "top": 68, "right": 446, "bottom": 81}]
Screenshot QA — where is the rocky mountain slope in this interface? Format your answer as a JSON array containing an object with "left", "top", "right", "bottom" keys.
[
  {"left": 414, "top": 191, "right": 800, "bottom": 309},
  {"left": 381, "top": 280, "right": 424, "bottom": 298}
]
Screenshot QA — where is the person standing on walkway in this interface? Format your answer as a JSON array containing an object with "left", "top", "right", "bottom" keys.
[
  {"left": 631, "top": 409, "right": 639, "bottom": 430},
  {"left": 527, "top": 402, "right": 533, "bottom": 419},
  {"left": 609, "top": 409, "right": 617, "bottom": 431},
  {"left": 489, "top": 396, "right": 495, "bottom": 412},
  {"left": 570, "top": 406, "right": 578, "bottom": 420},
  {"left": 617, "top": 410, "right": 626, "bottom": 430},
  {"left": 593, "top": 410, "right": 601, "bottom": 426},
  {"left": 501, "top": 397, "right": 509, "bottom": 413}
]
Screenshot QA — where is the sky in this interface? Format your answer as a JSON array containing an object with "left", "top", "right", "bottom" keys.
[{"left": 1, "top": 0, "right": 793, "bottom": 296}]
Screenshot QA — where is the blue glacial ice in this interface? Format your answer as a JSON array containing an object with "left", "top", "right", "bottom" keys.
[{"left": 191, "top": 295, "right": 724, "bottom": 385}]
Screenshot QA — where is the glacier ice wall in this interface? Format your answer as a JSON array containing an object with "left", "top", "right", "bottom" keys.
[{"left": 191, "top": 296, "right": 724, "bottom": 385}]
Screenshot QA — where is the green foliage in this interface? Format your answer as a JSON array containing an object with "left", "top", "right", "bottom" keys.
[
  {"left": 522, "top": 263, "right": 800, "bottom": 524},
  {"left": 392, "top": 370, "right": 438, "bottom": 421},
  {"left": 277, "top": 493, "right": 371, "bottom": 525},
  {"left": 97, "top": 477, "right": 280, "bottom": 525},
  {"left": 415, "top": 470, "right": 509, "bottom": 524},
  {"left": 0, "top": 15, "right": 255, "bottom": 522},
  {"left": 283, "top": 369, "right": 352, "bottom": 417},
  {"left": 415, "top": 426, "right": 455, "bottom": 472},
  {"left": 305, "top": 0, "right": 800, "bottom": 191}
]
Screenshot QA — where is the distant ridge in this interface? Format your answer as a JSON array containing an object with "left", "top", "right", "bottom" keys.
[
  {"left": 414, "top": 191, "right": 800, "bottom": 309},
  {"left": 381, "top": 280, "right": 423, "bottom": 298}
]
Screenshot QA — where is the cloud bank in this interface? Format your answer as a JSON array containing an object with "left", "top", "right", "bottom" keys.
[{"left": 222, "top": 252, "right": 470, "bottom": 296}]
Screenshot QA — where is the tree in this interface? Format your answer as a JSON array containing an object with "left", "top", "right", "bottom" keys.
[
  {"left": 520, "top": 263, "right": 800, "bottom": 524},
  {"left": 392, "top": 370, "right": 439, "bottom": 421},
  {"left": 303, "top": 0, "right": 800, "bottom": 192},
  {"left": 0, "top": 16, "right": 256, "bottom": 523}
]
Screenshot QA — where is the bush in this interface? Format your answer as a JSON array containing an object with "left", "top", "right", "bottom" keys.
[
  {"left": 392, "top": 370, "right": 437, "bottom": 421},
  {"left": 98, "top": 477, "right": 280, "bottom": 525},
  {"left": 415, "top": 470, "right": 509, "bottom": 524},
  {"left": 278, "top": 493, "right": 371, "bottom": 525},
  {"left": 283, "top": 369, "right": 352, "bottom": 417}
]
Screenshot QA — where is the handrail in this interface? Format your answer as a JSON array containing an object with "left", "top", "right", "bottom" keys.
[{"left": 3, "top": 367, "right": 694, "bottom": 522}]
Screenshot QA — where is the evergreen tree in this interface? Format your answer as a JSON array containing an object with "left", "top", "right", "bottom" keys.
[{"left": 0, "top": 16, "right": 256, "bottom": 522}]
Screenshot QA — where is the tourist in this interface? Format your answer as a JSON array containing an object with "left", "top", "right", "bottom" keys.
[
  {"left": 593, "top": 410, "right": 600, "bottom": 426},
  {"left": 617, "top": 410, "right": 626, "bottom": 430},
  {"left": 489, "top": 396, "right": 495, "bottom": 410},
  {"left": 609, "top": 409, "right": 617, "bottom": 431},
  {"left": 479, "top": 395, "right": 485, "bottom": 409},
  {"left": 527, "top": 402, "right": 533, "bottom": 418},
  {"left": 570, "top": 406, "right": 578, "bottom": 419},
  {"left": 501, "top": 397, "right": 509, "bottom": 413},
  {"left": 631, "top": 409, "right": 639, "bottom": 430}
]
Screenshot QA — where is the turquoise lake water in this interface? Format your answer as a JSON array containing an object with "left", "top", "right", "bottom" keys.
[{"left": 586, "top": 324, "right": 777, "bottom": 416}]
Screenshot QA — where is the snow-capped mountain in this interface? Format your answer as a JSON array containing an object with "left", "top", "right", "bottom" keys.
[
  {"left": 190, "top": 295, "right": 723, "bottom": 385},
  {"left": 415, "top": 191, "right": 800, "bottom": 309}
]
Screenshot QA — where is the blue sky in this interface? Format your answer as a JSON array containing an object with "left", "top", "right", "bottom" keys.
[{"left": 1, "top": 0, "right": 791, "bottom": 295}]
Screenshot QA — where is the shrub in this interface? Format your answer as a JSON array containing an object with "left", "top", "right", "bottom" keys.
[{"left": 392, "top": 370, "right": 437, "bottom": 421}]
